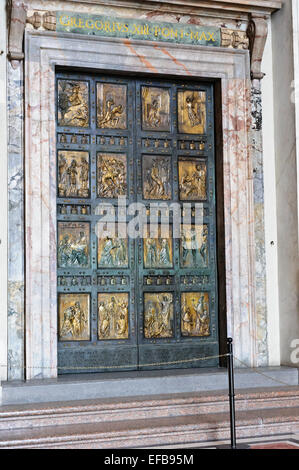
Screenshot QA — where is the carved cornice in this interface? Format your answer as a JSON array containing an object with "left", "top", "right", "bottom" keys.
[{"left": 42, "top": 0, "right": 281, "bottom": 16}]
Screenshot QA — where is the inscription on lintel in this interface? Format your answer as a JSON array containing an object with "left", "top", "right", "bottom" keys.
[{"left": 56, "top": 12, "right": 221, "bottom": 47}]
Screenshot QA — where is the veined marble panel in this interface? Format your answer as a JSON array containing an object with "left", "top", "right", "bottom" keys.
[{"left": 7, "top": 63, "right": 25, "bottom": 381}]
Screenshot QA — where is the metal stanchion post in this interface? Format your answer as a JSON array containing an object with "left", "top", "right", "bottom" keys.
[{"left": 227, "top": 337, "right": 237, "bottom": 449}]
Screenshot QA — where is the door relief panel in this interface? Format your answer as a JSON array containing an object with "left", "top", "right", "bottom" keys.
[
  {"left": 59, "top": 293, "right": 91, "bottom": 341},
  {"left": 56, "top": 72, "right": 218, "bottom": 373}
]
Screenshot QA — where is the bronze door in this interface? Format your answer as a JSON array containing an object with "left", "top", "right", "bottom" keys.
[{"left": 56, "top": 72, "right": 219, "bottom": 373}]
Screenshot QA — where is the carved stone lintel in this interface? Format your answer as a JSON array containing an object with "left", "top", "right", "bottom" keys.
[
  {"left": 7, "top": 0, "right": 27, "bottom": 68},
  {"left": 247, "top": 14, "right": 268, "bottom": 82}
]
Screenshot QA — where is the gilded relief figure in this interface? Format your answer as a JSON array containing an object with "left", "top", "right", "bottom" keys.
[
  {"left": 97, "top": 153, "right": 127, "bottom": 198},
  {"left": 144, "top": 226, "right": 172, "bottom": 269},
  {"left": 144, "top": 293, "right": 174, "bottom": 339},
  {"left": 181, "top": 292, "right": 210, "bottom": 337},
  {"left": 58, "top": 80, "right": 89, "bottom": 127},
  {"left": 142, "top": 87, "right": 170, "bottom": 131},
  {"left": 98, "top": 235, "right": 128, "bottom": 268},
  {"left": 180, "top": 225, "right": 208, "bottom": 268},
  {"left": 98, "top": 293, "right": 129, "bottom": 340},
  {"left": 58, "top": 222, "right": 90, "bottom": 268},
  {"left": 58, "top": 151, "right": 89, "bottom": 198},
  {"left": 143, "top": 155, "right": 171, "bottom": 200},
  {"left": 59, "top": 294, "right": 90, "bottom": 341},
  {"left": 178, "top": 90, "right": 206, "bottom": 134},
  {"left": 97, "top": 83, "right": 127, "bottom": 129},
  {"left": 179, "top": 160, "right": 207, "bottom": 200}
]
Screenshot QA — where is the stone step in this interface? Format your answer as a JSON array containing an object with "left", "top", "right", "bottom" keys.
[
  {"left": 0, "top": 386, "right": 299, "bottom": 432},
  {"left": 2, "top": 366, "right": 298, "bottom": 406},
  {"left": 0, "top": 406, "right": 299, "bottom": 448}
]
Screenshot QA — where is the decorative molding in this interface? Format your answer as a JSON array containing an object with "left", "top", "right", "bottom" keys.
[
  {"left": 221, "top": 28, "right": 249, "bottom": 49},
  {"left": 247, "top": 14, "right": 268, "bottom": 81},
  {"left": 7, "top": 0, "right": 27, "bottom": 68},
  {"left": 26, "top": 11, "right": 42, "bottom": 29},
  {"left": 38, "top": 0, "right": 282, "bottom": 16},
  {"left": 26, "top": 11, "right": 56, "bottom": 31}
]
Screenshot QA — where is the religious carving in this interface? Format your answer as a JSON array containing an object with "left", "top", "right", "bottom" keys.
[
  {"left": 142, "top": 155, "right": 171, "bottom": 200},
  {"left": 181, "top": 292, "right": 210, "bottom": 337},
  {"left": 144, "top": 293, "right": 174, "bottom": 339},
  {"left": 58, "top": 151, "right": 89, "bottom": 198},
  {"left": 142, "top": 86, "right": 170, "bottom": 131},
  {"left": 59, "top": 294, "right": 90, "bottom": 341},
  {"left": 180, "top": 225, "right": 208, "bottom": 268},
  {"left": 58, "top": 222, "right": 90, "bottom": 268},
  {"left": 97, "top": 153, "right": 127, "bottom": 198},
  {"left": 98, "top": 293, "right": 129, "bottom": 340},
  {"left": 98, "top": 234, "right": 128, "bottom": 268},
  {"left": 221, "top": 28, "right": 249, "bottom": 49},
  {"left": 58, "top": 80, "right": 89, "bottom": 127},
  {"left": 143, "top": 225, "right": 173, "bottom": 269},
  {"left": 97, "top": 83, "right": 127, "bottom": 129},
  {"left": 179, "top": 159, "right": 207, "bottom": 200},
  {"left": 178, "top": 90, "right": 206, "bottom": 134}
]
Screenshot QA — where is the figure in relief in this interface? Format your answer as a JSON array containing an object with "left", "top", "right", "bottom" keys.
[
  {"left": 58, "top": 81, "right": 89, "bottom": 127},
  {"left": 181, "top": 293, "right": 210, "bottom": 337},
  {"left": 144, "top": 293, "right": 173, "bottom": 339},
  {"left": 143, "top": 157, "right": 171, "bottom": 200},
  {"left": 146, "top": 98, "right": 161, "bottom": 128},
  {"left": 186, "top": 94, "right": 204, "bottom": 128},
  {"left": 98, "top": 236, "right": 128, "bottom": 267},
  {"left": 60, "top": 301, "right": 88, "bottom": 340},
  {"left": 98, "top": 98, "right": 124, "bottom": 128},
  {"left": 179, "top": 161, "right": 206, "bottom": 200},
  {"left": 58, "top": 223, "right": 89, "bottom": 268},
  {"left": 58, "top": 152, "right": 90, "bottom": 198},
  {"left": 180, "top": 225, "right": 208, "bottom": 268},
  {"left": 97, "top": 154, "right": 127, "bottom": 198},
  {"left": 98, "top": 294, "right": 129, "bottom": 340}
]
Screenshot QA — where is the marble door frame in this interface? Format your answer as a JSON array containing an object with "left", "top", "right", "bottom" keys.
[{"left": 24, "top": 30, "right": 255, "bottom": 379}]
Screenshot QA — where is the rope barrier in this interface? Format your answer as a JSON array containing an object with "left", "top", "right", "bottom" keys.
[
  {"left": 0, "top": 353, "right": 229, "bottom": 371},
  {"left": 0, "top": 354, "right": 296, "bottom": 387}
]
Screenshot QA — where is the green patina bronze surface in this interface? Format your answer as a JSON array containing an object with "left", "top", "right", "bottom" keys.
[{"left": 56, "top": 12, "right": 221, "bottom": 47}]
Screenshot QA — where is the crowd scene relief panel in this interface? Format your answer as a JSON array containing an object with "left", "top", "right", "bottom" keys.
[
  {"left": 144, "top": 293, "right": 174, "bottom": 339},
  {"left": 58, "top": 222, "right": 90, "bottom": 268},
  {"left": 97, "top": 153, "right": 127, "bottom": 198},
  {"left": 142, "top": 86, "right": 170, "bottom": 131},
  {"left": 97, "top": 83, "right": 127, "bottom": 129},
  {"left": 178, "top": 90, "right": 206, "bottom": 134},
  {"left": 181, "top": 292, "right": 210, "bottom": 337},
  {"left": 98, "top": 293, "right": 129, "bottom": 340},
  {"left": 57, "top": 80, "right": 89, "bottom": 128},
  {"left": 59, "top": 293, "right": 90, "bottom": 341},
  {"left": 58, "top": 150, "right": 90, "bottom": 198}
]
